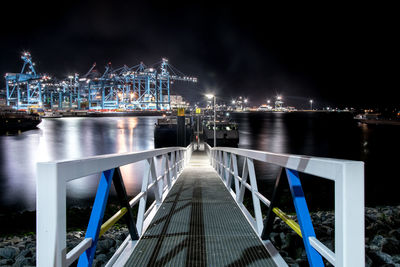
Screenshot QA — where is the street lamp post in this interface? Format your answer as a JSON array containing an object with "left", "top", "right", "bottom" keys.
[
  {"left": 310, "top": 99, "right": 313, "bottom": 110},
  {"left": 206, "top": 94, "right": 216, "bottom": 147}
]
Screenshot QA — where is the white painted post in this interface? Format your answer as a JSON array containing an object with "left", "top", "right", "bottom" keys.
[
  {"left": 238, "top": 157, "right": 249, "bottom": 204},
  {"left": 37, "top": 163, "right": 66, "bottom": 267},
  {"left": 226, "top": 154, "right": 233, "bottom": 189},
  {"left": 172, "top": 152, "right": 177, "bottom": 180},
  {"left": 159, "top": 155, "right": 166, "bottom": 197},
  {"left": 149, "top": 158, "right": 161, "bottom": 205},
  {"left": 166, "top": 154, "right": 172, "bottom": 188},
  {"left": 335, "top": 162, "right": 365, "bottom": 266},
  {"left": 246, "top": 158, "right": 263, "bottom": 235},
  {"left": 218, "top": 151, "right": 223, "bottom": 177},
  {"left": 136, "top": 159, "right": 151, "bottom": 236},
  {"left": 225, "top": 152, "right": 231, "bottom": 185},
  {"left": 231, "top": 154, "right": 240, "bottom": 201}
]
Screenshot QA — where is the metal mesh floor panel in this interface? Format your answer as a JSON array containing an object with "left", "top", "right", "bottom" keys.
[{"left": 125, "top": 152, "right": 277, "bottom": 267}]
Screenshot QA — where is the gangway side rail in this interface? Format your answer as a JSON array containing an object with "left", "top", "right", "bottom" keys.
[
  {"left": 206, "top": 144, "right": 364, "bottom": 267},
  {"left": 36, "top": 144, "right": 194, "bottom": 267}
]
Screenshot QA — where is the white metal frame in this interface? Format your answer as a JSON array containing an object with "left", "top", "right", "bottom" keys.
[
  {"left": 207, "top": 144, "right": 364, "bottom": 267},
  {"left": 36, "top": 144, "right": 193, "bottom": 267}
]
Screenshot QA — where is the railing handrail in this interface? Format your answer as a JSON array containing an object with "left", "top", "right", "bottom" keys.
[
  {"left": 38, "top": 146, "right": 188, "bottom": 182},
  {"left": 211, "top": 146, "right": 363, "bottom": 181},
  {"left": 209, "top": 146, "right": 364, "bottom": 267}
]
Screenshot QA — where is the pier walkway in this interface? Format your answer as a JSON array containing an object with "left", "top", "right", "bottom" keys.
[
  {"left": 37, "top": 143, "right": 365, "bottom": 266},
  {"left": 122, "top": 151, "right": 278, "bottom": 266}
]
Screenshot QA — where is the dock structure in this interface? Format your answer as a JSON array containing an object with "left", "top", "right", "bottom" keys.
[
  {"left": 121, "top": 151, "right": 279, "bottom": 266},
  {"left": 36, "top": 143, "right": 365, "bottom": 267}
]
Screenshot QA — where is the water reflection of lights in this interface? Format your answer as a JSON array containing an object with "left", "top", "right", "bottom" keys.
[
  {"left": 359, "top": 122, "right": 369, "bottom": 158},
  {"left": 68, "top": 117, "right": 150, "bottom": 200},
  {"left": 0, "top": 117, "right": 159, "bottom": 212}
]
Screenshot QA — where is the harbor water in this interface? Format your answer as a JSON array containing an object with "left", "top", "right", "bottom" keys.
[{"left": 0, "top": 112, "right": 399, "bottom": 213}]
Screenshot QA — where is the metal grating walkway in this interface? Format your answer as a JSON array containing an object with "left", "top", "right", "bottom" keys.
[{"left": 125, "top": 151, "right": 278, "bottom": 266}]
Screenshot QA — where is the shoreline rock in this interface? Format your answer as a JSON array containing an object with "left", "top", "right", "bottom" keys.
[
  {"left": 0, "top": 206, "right": 399, "bottom": 266},
  {"left": 269, "top": 206, "right": 400, "bottom": 267}
]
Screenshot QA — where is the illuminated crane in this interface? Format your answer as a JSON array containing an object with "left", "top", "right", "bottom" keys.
[
  {"left": 3, "top": 54, "right": 197, "bottom": 111},
  {"left": 5, "top": 52, "right": 43, "bottom": 109}
]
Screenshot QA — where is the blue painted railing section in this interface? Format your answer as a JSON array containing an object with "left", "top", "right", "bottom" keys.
[
  {"left": 78, "top": 169, "right": 115, "bottom": 266},
  {"left": 286, "top": 169, "right": 324, "bottom": 267}
]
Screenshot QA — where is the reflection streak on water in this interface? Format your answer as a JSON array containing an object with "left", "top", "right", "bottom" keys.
[{"left": 0, "top": 117, "right": 158, "bottom": 212}]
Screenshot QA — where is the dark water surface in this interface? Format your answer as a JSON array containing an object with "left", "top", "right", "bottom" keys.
[
  {"left": 0, "top": 113, "right": 398, "bottom": 213},
  {"left": 232, "top": 112, "right": 400, "bottom": 209}
]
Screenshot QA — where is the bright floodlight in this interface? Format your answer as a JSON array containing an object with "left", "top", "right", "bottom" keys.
[
  {"left": 277, "top": 95, "right": 282, "bottom": 100},
  {"left": 205, "top": 94, "right": 214, "bottom": 99},
  {"left": 310, "top": 99, "right": 313, "bottom": 103},
  {"left": 232, "top": 100, "right": 236, "bottom": 104}
]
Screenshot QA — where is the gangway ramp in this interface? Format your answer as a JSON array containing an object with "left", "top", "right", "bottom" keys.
[
  {"left": 37, "top": 143, "right": 364, "bottom": 266},
  {"left": 117, "top": 151, "right": 282, "bottom": 266}
]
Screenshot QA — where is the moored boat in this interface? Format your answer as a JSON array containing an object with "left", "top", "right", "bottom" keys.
[
  {"left": 0, "top": 106, "right": 42, "bottom": 132},
  {"left": 154, "top": 116, "right": 193, "bottom": 148},
  {"left": 203, "top": 118, "right": 239, "bottom": 147}
]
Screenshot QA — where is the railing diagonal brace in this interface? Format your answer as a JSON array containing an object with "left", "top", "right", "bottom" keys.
[
  {"left": 261, "top": 167, "right": 284, "bottom": 240},
  {"left": 78, "top": 169, "right": 115, "bottom": 267},
  {"left": 112, "top": 167, "right": 139, "bottom": 241},
  {"left": 286, "top": 168, "right": 324, "bottom": 267}
]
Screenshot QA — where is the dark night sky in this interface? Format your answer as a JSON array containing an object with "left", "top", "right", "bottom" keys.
[{"left": 0, "top": 1, "right": 398, "bottom": 108}]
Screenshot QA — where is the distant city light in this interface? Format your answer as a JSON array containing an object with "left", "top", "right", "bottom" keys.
[{"left": 205, "top": 94, "right": 214, "bottom": 99}]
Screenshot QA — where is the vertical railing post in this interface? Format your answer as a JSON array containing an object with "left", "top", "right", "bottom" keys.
[
  {"left": 335, "top": 162, "right": 364, "bottom": 266},
  {"left": 37, "top": 163, "right": 66, "bottom": 267}
]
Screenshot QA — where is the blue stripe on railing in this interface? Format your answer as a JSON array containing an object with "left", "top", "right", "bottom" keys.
[
  {"left": 78, "top": 168, "right": 115, "bottom": 267},
  {"left": 285, "top": 168, "right": 324, "bottom": 267}
]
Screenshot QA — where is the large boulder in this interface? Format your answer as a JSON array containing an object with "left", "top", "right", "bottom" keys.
[{"left": 0, "top": 246, "right": 19, "bottom": 259}]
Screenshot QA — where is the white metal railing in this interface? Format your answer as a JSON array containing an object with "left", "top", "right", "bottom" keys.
[
  {"left": 207, "top": 144, "right": 364, "bottom": 267},
  {"left": 36, "top": 144, "right": 193, "bottom": 267}
]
